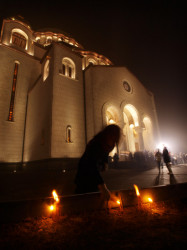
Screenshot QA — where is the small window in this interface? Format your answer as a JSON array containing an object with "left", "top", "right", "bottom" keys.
[
  {"left": 87, "top": 58, "right": 97, "bottom": 66},
  {"left": 68, "top": 67, "right": 72, "bottom": 77},
  {"left": 12, "top": 32, "right": 26, "bottom": 49},
  {"left": 123, "top": 81, "right": 131, "bottom": 93},
  {"left": 8, "top": 62, "right": 19, "bottom": 121},
  {"left": 43, "top": 59, "right": 50, "bottom": 81},
  {"left": 10, "top": 29, "right": 28, "bottom": 50},
  {"left": 46, "top": 37, "right": 52, "bottom": 44},
  {"left": 62, "top": 64, "right": 66, "bottom": 75},
  {"left": 66, "top": 125, "right": 72, "bottom": 143},
  {"left": 61, "top": 57, "right": 76, "bottom": 79}
]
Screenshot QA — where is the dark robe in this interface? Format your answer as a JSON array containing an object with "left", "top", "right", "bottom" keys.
[
  {"left": 163, "top": 148, "right": 171, "bottom": 163},
  {"left": 75, "top": 135, "right": 112, "bottom": 194}
]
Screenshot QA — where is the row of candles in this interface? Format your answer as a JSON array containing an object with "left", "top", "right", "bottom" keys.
[
  {"left": 48, "top": 184, "right": 153, "bottom": 215},
  {"left": 134, "top": 184, "right": 153, "bottom": 203}
]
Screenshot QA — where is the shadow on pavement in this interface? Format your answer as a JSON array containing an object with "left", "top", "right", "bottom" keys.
[{"left": 154, "top": 172, "right": 178, "bottom": 186}]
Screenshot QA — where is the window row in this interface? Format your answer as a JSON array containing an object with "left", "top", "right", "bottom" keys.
[
  {"left": 7, "top": 59, "right": 76, "bottom": 122},
  {"left": 43, "top": 57, "right": 76, "bottom": 81}
]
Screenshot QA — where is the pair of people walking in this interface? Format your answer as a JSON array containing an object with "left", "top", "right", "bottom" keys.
[{"left": 155, "top": 147, "right": 173, "bottom": 174}]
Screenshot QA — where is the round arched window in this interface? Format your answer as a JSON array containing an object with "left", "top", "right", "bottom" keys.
[
  {"left": 123, "top": 81, "right": 131, "bottom": 93},
  {"left": 62, "top": 57, "right": 76, "bottom": 79},
  {"left": 11, "top": 28, "right": 28, "bottom": 50}
]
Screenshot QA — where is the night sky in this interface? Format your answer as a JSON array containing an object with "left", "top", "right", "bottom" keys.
[{"left": 1, "top": 0, "right": 186, "bottom": 153}]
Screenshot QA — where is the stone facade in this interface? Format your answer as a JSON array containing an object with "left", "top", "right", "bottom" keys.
[{"left": 0, "top": 17, "right": 160, "bottom": 165}]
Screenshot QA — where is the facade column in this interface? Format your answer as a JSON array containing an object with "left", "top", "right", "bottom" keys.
[{"left": 135, "top": 126, "right": 145, "bottom": 151}]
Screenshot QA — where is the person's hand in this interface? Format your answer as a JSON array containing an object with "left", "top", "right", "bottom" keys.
[
  {"left": 98, "top": 183, "right": 111, "bottom": 201},
  {"left": 109, "top": 193, "right": 119, "bottom": 202},
  {"left": 108, "top": 194, "right": 122, "bottom": 209}
]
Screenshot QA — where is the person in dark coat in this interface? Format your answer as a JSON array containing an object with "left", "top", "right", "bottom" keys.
[
  {"left": 163, "top": 146, "right": 173, "bottom": 174},
  {"left": 155, "top": 149, "right": 162, "bottom": 173},
  {"left": 74, "top": 124, "right": 121, "bottom": 200}
]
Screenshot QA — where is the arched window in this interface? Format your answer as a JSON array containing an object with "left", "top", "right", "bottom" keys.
[
  {"left": 66, "top": 125, "right": 72, "bottom": 143},
  {"left": 10, "top": 29, "right": 28, "bottom": 50},
  {"left": 61, "top": 57, "right": 76, "bottom": 79},
  {"left": 105, "top": 107, "right": 119, "bottom": 156},
  {"left": 124, "top": 104, "right": 139, "bottom": 127},
  {"left": 87, "top": 58, "right": 97, "bottom": 66},
  {"left": 43, "top": 59, "right": 50, "bottom": 81}
]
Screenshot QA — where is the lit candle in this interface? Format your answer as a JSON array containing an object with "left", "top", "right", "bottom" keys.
[
  {"left": 116, "top": 200, "right": 120, "bottom": 205},
  {"left": 48, "top": 189, "right": 61, "bottom": 219},
  {"left": 148, "top": 197, "right": 153, "bottom": 203},
  {"left": 133, "top": 184, "right": 142, "bottom": 209},
  {"left": 116, "top": 196, "right": 123, "bottom": 211},
  {"left": 49, "top": 204, "right": 55, "bottom": 211}
]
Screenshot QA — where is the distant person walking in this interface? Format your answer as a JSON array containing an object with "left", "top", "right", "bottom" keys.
[
  {"left": 74, "top": 124, "right": 121, "bottom": 200},
  {"left": 163, "top": 147, "right": 173, "bottom": 174},
  {"left": 155, "top": 149, "right": 162, "bottom": 173}
]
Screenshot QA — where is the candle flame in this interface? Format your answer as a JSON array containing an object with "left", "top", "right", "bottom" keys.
[
  {"left": 52, "top": 189, "right": 59, "bottom": 203},
  {"left": 134, "top": 184, "right": 140, "bottom": 197},
  {"left": 116, "top": 200, "right": 120, "bottom": 205},
  {"left": 148, "top": 197, "right": 153, "bottom": 203},
  {"left": 48, "top": 190, "right": 60, "bottom": 214},
  {"left": 49, "top": 205, "right": 55, "bottom": 211}
]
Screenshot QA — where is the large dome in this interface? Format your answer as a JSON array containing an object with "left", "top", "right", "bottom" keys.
[
  {"left": 34, "top": 28, "right": 84, "bottom": 49},
  {"left": 35, "top": 27, "right": 73, "bottom": 39}
]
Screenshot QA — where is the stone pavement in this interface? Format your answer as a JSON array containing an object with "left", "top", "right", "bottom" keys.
[
  {"left": 0, "top": 163, "right": 186, "bottom": 202},
  {"left": 103, "top": 163, "right": 187, "bottom": 191}
]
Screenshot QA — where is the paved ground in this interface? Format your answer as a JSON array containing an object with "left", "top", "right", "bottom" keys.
[
  {"left": 0, "top": 163, "right": 186, "bottom": 202},
  {"left": 103, "top": 164, "right": 187, "bottom": 191}
]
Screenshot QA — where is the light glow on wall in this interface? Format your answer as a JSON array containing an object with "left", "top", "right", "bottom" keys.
[
  {"left": 108, "top": 119, "right": 115, "bottom": 124},
  {"left": 43, "top": 59, "right": 50, "bottom": 82}
]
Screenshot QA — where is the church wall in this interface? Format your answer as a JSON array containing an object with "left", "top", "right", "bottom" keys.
[
  {"left": 0, "top": 45, "right": 41, "bottom": 163},
  {"left": 23, "top": 51, "right": 53, "bottom": 162},
  {"left": 33, "top": 43, "right": 47, "bottom": 60},
  {"left": 83, "top": 67, "right": 97, "bottom": 143},
  {"left": 84, "top": 66, "right": 159, "bottom": 150},
  {"left": 51, "top": 44, "right": 86, "bottom": 158}
]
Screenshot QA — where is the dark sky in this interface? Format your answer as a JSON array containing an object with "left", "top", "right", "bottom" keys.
[{"left": 1, "top": 0, "right": 186, "bottom": 153}]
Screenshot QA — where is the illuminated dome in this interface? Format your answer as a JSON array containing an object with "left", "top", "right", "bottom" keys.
[
  {"left": 4, "top": 16, "right": 113, "bottom": 66},
  {"left": 34, "top": 27, "right": 113, "bottom": 66},
  {"left": 34, "top": 28, "right": 84, "bottom": 49}
]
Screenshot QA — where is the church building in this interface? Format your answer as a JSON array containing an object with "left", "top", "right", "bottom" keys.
[{"left": 0, "top": 16, "right": 160, "bottom": 166}]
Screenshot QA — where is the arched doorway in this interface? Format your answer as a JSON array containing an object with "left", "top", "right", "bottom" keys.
[
  {"left": 142, "top": 117, "right": 154, "bottom": 151},
  {"left": 105, "top": 107, "right": 119, "bottom": 156},
  {"left": 123, "top": 104, "right": 140, "bottom": 153}
]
